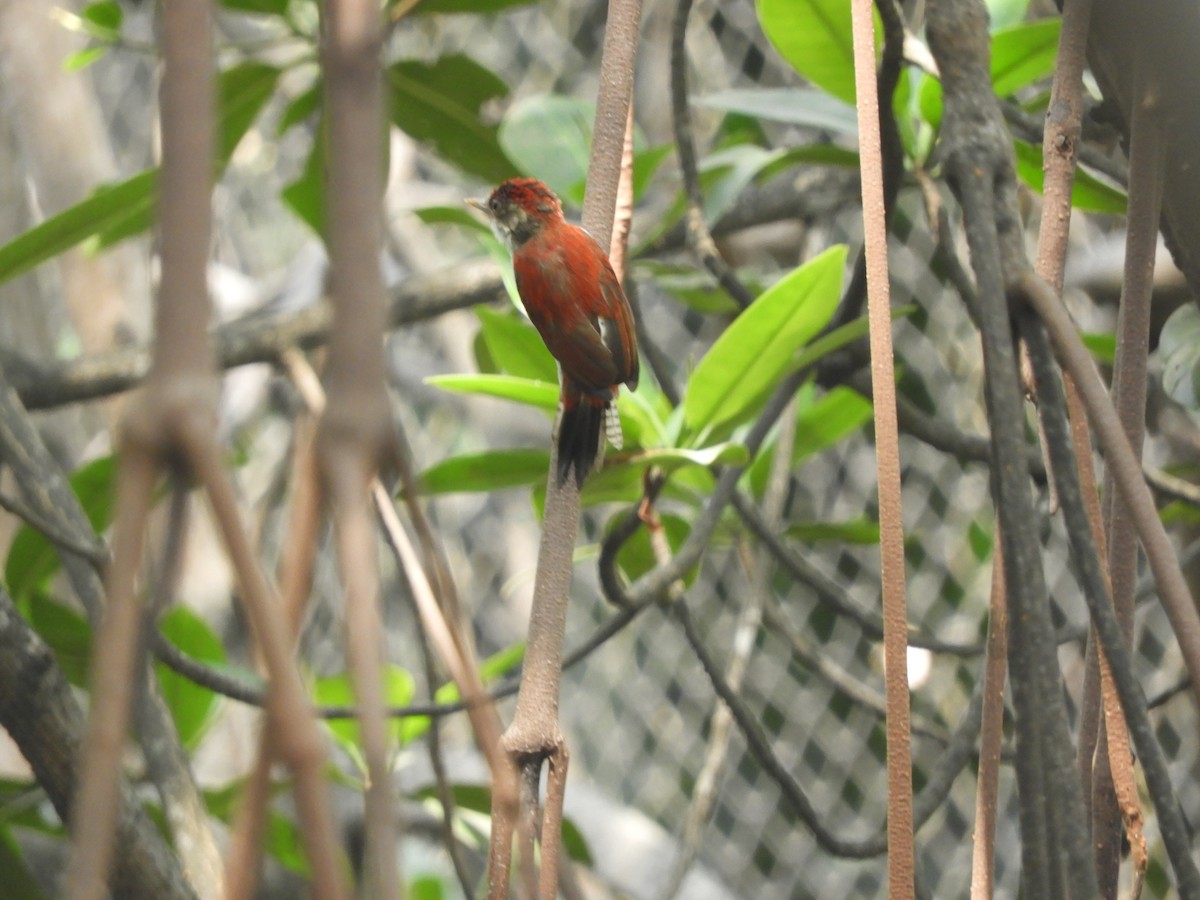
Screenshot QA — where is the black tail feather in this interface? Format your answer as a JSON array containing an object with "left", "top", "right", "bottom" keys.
[{"left": 557, "top": 400, "right": 605, "bottom": 486}]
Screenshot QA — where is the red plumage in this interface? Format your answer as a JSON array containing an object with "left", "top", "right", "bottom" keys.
[{"left": 469, "top": 178, "right": 639, "bottom": 485}]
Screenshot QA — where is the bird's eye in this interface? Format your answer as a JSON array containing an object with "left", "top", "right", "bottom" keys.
[{"left": 490, "top": 197, "right": 501, "bottom": 212}]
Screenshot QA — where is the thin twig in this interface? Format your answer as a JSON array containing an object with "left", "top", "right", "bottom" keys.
[
  {"left": 1022, "top": 314, "right": 1200, "bottom": 898},
  {"left": 851, "top": 0, "right": 912, "bottom": 889}
]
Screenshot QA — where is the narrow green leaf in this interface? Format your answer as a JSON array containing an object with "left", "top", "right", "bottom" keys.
[
  {"left": 991, "top": 19, "right": 1060, "bottom": 97},
  {"left": 426, "top": 374, "right": 559, "bottom": 411},
  {"left": 757, "top": 0, "right": 861, "bottom": 105},
  {"left": 408, "top": 643, "right": 525, "bottom": 744},
  {"left": 695, "top": 88, "right": 859, "bottom": 135},
  {"left": 263, "top": 809, "right": 311, "bottom": 875},
  {"left": 100, "top": 62, "right": 280, "bottom": 249},
  {"left": 0, "top": 827, "right": 46, "bottom": 900},
  {"left": 627, "top": 443, "right": 750, "bottom": 471},
  {"left": 314, "top": 665, "right": 417, "bottom": 763},
  {"left": 388, "top": 56, "right": 515, "bottom": 183},
  {"left": 684, "top": 245, "right": 846, "bottom": 436},
  {"left": 419, "top": 449, "right": 550, "bottom": 494},
  {"left": 787, "top": 518, "right": 880, "bottom": 544},
  {"left": 156, "top": 607, "right": 225, "bottom": 749},
  {"left": 278, "top": 81, "right": 321, "bottom": 135},
  {"left": 416, "top": 205, "right": 491, "bottom": 232},
  {"left": 0, "top": 171, "right": 153, "bottom": 284},
  {"left": 27, "top": 594, "right": 91, "bottom": 687},
  {"left": 281, "top": 131, "right": 325, "bottom": 235},
  {"left": 476, "top": 308, "right": 557, "bottom": 382},
  {"left": 560, "top": 818, "right": 594, "bottom": 865},
  {"left": 0, "top": 63, "right": 280, "bottom": 282},
  {"left": 791, "top": 385, "right": 873, "bottom": 462},
  {"left": 65, "top": 46, "right": 110, "bottom": 72},
  {"left": 1012, "top": 140, "right": 1127, "bottom": 214},
  {"left": 968, "top": 519, "right": 994, "bottom": 562},
  {"left": 5, "top": 456, "right": 115, "bottom": 603},
  {"left": 646, "top": 262, "right": 741, "bottom": 315},
  {"left": 220, "top": 0, "right": 291, "bottom": 14}
]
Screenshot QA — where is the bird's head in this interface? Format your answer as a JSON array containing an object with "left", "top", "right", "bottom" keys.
[{"left": 467, "top": 178, "right": 564, "bottom": 251}]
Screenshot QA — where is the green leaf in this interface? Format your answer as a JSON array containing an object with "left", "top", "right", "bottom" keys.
[
  {"left": 0, "top": 827, "right": 46, "bottom": 900},
  {"left": 426, "top": 374, "right": 559, "bottom": 412},
  {"left": 80, "top": 0, "right": 123, "bottom": 37},
  {"left": 642, "top": 261, "right": 741, "bottom": 315},
  {"left": 1160, "top": 304, "right": 1200, "bottom": 412},
  {"left": 156, "top": 607, "right": 225, "bottom": 749},
  {"left": 791, "top": 385, "right": 873, "bottom": 462},
  {"left": 746, "top": 382, "right": 873, "bottom": 495},
  {"left": 987, "top": 0, "right": 1031, "bottom": 29},
  {"left": 281, "top": 130, "right": 325, "bottom": 235},
  {"left": 5, "top": 456, "right": 115, "bottom": 603},
  {"left": 499, "top": 95, "right": 593, "bottom": 206},
  {"left": 613, "top": 512, "right": 695, "bottom": 587},
  {"left": 408, "top": 643, "right": 525, "bottom": 744},
  {"left": 787, "top": 518, "right": 880, "bottom": 544},
  {"left": 27, "top": 594, "right": 91, "bottom": 687},
  {"left": 220, "top": 0, "right": 291, "bottom": 14},
  {"left": 695, "top": 88, "right": 859, "bottom": 135},
  {"left": 64, "top": 46, "right": 110, "bottom": 72},
  {"left": 101, "top": 61, "right": 281, "bottom": 249},
  {"left": 757, "top": 0, "right": 860, "bottom": 105},
  {"left": 968, "top": 519, "right": 994, "bottom": 562},
  {"left": 263, "top": 809, "right": 311, "bottom": 875},
  {"left": 419, "top": 449, "right": 550, "bottom": 494},
  {"left": 278, "top": 81, "right": 321, "bottom": 135},
  {"left": 1081, "top": 331, "right": 1116, "bottom": 367},
  {"left": 388, "top": 56, "right": 515, "bottom": 183},
  {"left": 476, "top": 308, "right": 557, "bottom": 382},
  {"left": 1012, "top": 140, "right": 1127, "bottom": 214},
  {"left": 560, "top": 817, "right": 593, "bottom": 865},
  {"left": 314, "top": 665, "right": 417, "bottom": 765},
  {"left": 415, "top": 205, "right": 491, "bottom": 232},
  {"left": 0, "top": 170, "right": 153, "bottom": 285},
  {"left": 0, "top": 63, "right": 280, "bottom": 282},
  {"left": 990, "top": 19, "right": 1060, "bottom": 97},
  {"left": 684, "top": 245, "right": 846, "bottom": 436},
  {"left": 627, "top": 442, "right": 749, "bottom": 471},
  {"left": 409, "top": 875, "right": 446, "bottom": 900}
]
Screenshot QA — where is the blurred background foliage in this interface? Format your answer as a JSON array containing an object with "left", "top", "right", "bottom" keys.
[{"left": 0, "top": 0, "right": 1196, "bottom": 897}]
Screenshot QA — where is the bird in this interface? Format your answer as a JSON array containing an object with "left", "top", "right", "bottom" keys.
[{"left": 468, "top": 178, "right": 639, "bottom": 486}]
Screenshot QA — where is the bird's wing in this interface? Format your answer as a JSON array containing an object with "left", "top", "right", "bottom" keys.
[{"left": 596, "top": 260, "right": 639, "bottom": 391}]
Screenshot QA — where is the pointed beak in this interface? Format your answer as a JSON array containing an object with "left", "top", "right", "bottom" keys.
[{"left": 465, "top": 197, "right": 489, "bottom": 215}]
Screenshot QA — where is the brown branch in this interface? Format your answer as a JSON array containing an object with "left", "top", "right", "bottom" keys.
[
  {"left": 1090, "top": 31, "right": 1162, "bottom": 896},
  {"left": 669, "top": 0, "right": 754, "bottom": 309},
  {"left": 850, "top": 1, "right": 912, "bottom": 891},
  {"left": 0, "top": 368, "right": 220, "bottom": 899},
  {"left": 1015, "top": 269, "right": 1200, "bottom": 696},
  {"left": 5, "top": 260, "right": 505, "bottom": 412},
  {"left": 925, "top": 0, "right": 1097, "bottom": 894},
  {"left": 0, "top": 584, "right": 198, "bottom": 900},
  {"left": 968, "top": 533, "right": 1006, "bottom": 897},
  {"left": 1021, "top": 314, "right": 1200, "bottom": 897},
  {"left": 67, "top": 4, "right": 348, "bottom": 897},
  {"left": 316, "top": 1, "right": 401, "bottom": 895},
  {"left": 490, "top": 1, "right": 644, "bottom": 897}
]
